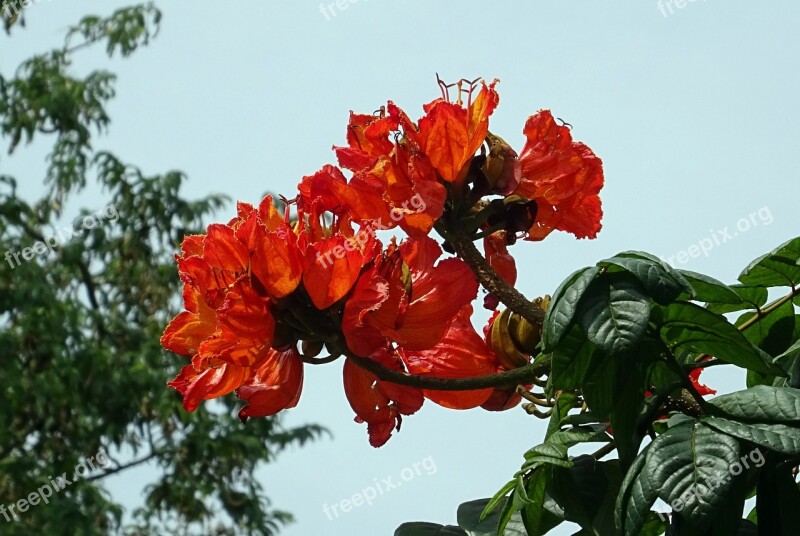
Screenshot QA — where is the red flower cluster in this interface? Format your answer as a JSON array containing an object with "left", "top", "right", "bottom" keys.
[{"left": 161, "top": 79, "right": 605, "bottom": 446}]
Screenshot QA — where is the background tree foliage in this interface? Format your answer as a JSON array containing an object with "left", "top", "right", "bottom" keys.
[{"left": 0, "top": 4, "right": 323, "bottom": 534}]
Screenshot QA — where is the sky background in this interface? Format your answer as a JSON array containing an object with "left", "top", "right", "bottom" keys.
[{"left": 2, "top": 0, "right": 799, "bottom": 534}]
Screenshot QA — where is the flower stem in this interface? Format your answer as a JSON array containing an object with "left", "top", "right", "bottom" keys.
[
  {"left": 445, "top": 227, "right": 544, "bottom": 327},
  {"left": 346, "top": 351, "right": 550, "bottom": 391},
  {"left": 738, "top": 286, "right": 800, "bottom": 331}
]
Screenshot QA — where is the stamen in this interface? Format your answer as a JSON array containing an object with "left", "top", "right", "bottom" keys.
[{"left": 556, "top": 117, "right": 573, "bottom": 129}]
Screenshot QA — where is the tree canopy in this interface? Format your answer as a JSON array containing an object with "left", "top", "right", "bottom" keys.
[{"left": 0, "top": 5, "right": 323, "bottom": 535}]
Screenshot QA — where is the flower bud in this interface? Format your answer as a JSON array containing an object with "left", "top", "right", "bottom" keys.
[
  {"left": 490, "top": 308, "right": 529, "bottom": 369},
  {"left": 509, "top": 296, "right": 550, "bottom": 353},
  {"left": 482, "top": 132, "right": 521, "bottom": 195}
]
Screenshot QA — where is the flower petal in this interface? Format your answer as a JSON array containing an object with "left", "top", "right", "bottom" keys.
[
  {"left": 160, "top": 305, "right": 216, "bottom": 357},
  {"left": 168, "top": 362, "right": 250, "bottom": 412},
  {"left": 515, "top": 110, "right": 604, "bottom": 241},
  {"left": 417, "top": 81, "right": 499, "bottom": 183},
  {"left": 343, "top": 353, "right": 423, "bottom": 447},
  {"left": 689, "top": 368, "right": 716, "bottom": 396},
  {"left": 237, "top": 348, "right": 304, "bottom": 420},
  {"left": 400, "top": 306, "right": 495, "bottom": 409},
  {"left": 251, "top": 224, "right": 303, "bottom": 299},
  {"left": 303, "top": 235, "right": 367, "bottom": 310},
  {"left": 342, "top": 264, "right": 394, "bottom": 358},
  {"left": 198, "top": 280, "right": 275, "bottom": 367},
  {"left": 203, "top": 223, "right": 250, "bottom": 273},
  {"left": 392, "top": 238, "right": 478, "bottom": 350}
]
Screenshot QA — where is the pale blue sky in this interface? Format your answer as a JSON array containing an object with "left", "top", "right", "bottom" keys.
[{"left": 3, "top": 1, "right": 799, "bottom": 534}]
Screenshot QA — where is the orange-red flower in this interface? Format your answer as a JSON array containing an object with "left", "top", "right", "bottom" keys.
[
  {"left": 343, "top": 303, "right": 525, "bottom": 445},
  {"left": 238, "top": 347, "right": 304, "bottom": 420},
  {"left": 330, "top": 106, "right": 446, "bottom": 238},
  {"left": 399, "top": 305, "right": 497, "bottom": 409},
  {"left": 689, "top": 367, "right": 716, "bottom": 396},
  {"left": 343, "top": 351, "right": 424, "bottom": 447},
  {"left": 342, "top": 236, "right": 478, "bottom": 357},
  {"left": 330, "top": 81, "right": 499, "bottom": 239},
  {"left": 160, "top": 80, "right": 607, "bottom": 448},
  {"left": 162, "top": 198, "right": 300, "bottom": 411},
  {"left": 413, "top": 80, "right": 499, "bottom": 184},
  {"left": 514, "top": 110, "right": 604, "bottom": 241}
]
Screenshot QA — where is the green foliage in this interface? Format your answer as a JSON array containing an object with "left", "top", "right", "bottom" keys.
[
  {"left": 0, "top": 6, "right": 323, "bottom": 535},
  {"left": 395, "top": 498, "right": 528, "bottom": 536},
  {"left": 399, "top": 236, "right": 800, "bottom": 535}
]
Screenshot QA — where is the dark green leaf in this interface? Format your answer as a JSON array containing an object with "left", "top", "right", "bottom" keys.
[
  {"left": 652, "top": 302, "right": 781, "bottom": 375},
  {"left": 775, "top": 339, "right": 800, "bottom": 388},
  {"left": 609, "top": 366, "right": 647, "bottom": 468},
  {"left": 739, "top": 298, "right": 796, "bottom": 356},
  {"left": 579, "top": 278, "right": 650, "bottom": 357},
  {"left": 703, "top": 417, "right": 800, "bottom": 455},
  {"left": 551, "top": 324, "right": 600, "bottom": 390},
  {"left": 394, "top": 523, "right": 467, "bottom": 536},
  {"left": 706, "top": 285, "right": 769, "bottom": 315},
  {"left": 617, "top": 421, "right": 741, "bottom": 535},
  {"left": 755, "top": 457, "right": 800, "bottom": 535},
  {"left": 581, "top": 355, "right": 622, "bottom": 418},
  {"left": 543, "top": 266, "right": 601, "bottom": 352},
  {"left": 551, "top": 457, "right": 621, "bottom": 535},
  {"left": 614, "top": 250, "right": 694, "bottom": 295},
  {"left": 678, "top": 270, "right": 743, "bottom": 305},
  {"left": 615, "top": 442, "right": 658, "bottom": 536},
  {"left": 738, "top": 236, "right": 800, "bottom": 287},
  {"left": 646, "top": 423, "right": 740, "bottom": 529},
  {"left": 457, "top": 498, "right": 527, "bottom": 536},
  {"left": 519, "top": 470, "right": 564, "bottom": 536},
  {"left": 708, "top": 385, "right": 800, "bottom": 423},
  {"left": 599, "top": 255, "right": 687, "bottom": 304}
]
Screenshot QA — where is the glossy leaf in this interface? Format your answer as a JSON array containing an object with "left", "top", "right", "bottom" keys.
[
  {"left": 652, "top": 302, "right": 781, "bottom": 375},
  {"left": 599, "top": 255, "right": 688, "bottom": 304},
  {"left": 703, "top": 417, "right": 800, "bottom": 455},
  {"left": 707, "top": 385, "right": 800, "bottom": 423},
  {"left": 738, "top": 237, "right": 800, "bottom": 287},
  {"left": 543, "top": 266, "right": 601, "bottom": 352},
  {"left": 550, "top": 324, "right": 600, "bottom": 390},
  {"left": 614, "top": 250, "right": 693, "bottom": 293},
  {"left": 457, "top": 498, "right": 527, "bottom": 536},
  {"left": 519, "top": 470, "right": 565, "bottom": 536},
  {"left": 615, "top": 443, "right": 658, "bottom": 536},
  {"left": 579, "top": 278, "right": 650, "bottom": 357},
  {"left": 394, "top": 523, "right": 467, "bottom": 536},
  {"left": 616, "top": 420, "right": 741, "bottom": 535},
  {"left": 678, "top": 270, "right": 743, "bottom": 305}
]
